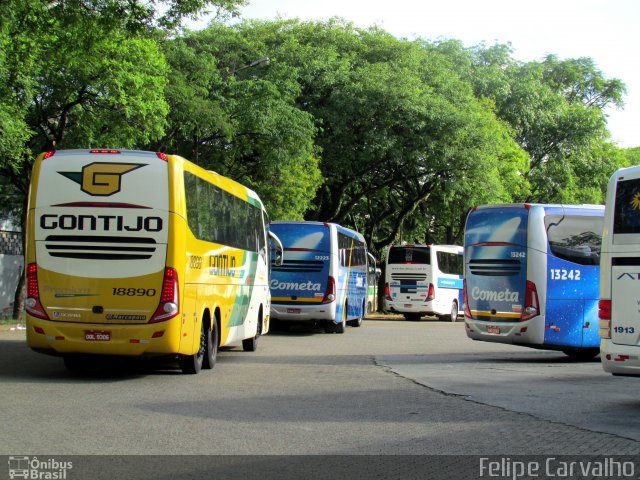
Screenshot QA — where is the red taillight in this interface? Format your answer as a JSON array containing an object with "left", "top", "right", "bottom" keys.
[
  {"left": 156, "top": 152, "right": 168, "bottom": 161},
  {"left": 598, "top": 299, "right": 611, "bottom": 320},
  {"left": 598, "top": 299, "right": 612, "bottom": 339},
  {"left": 426, "top": 283, "right": 435, "bottom": 301},
  {"left": 25, "top": 263, "right": 50, "bottom": 320},
  {"left": 463, "top": 279, "right": 472, "bottom": 318},
  {"left": 150, "top": 267, "right": 179, "bottom": 323},
  {"left": 384, "top": 282, "right": 392, "bottom": 301},
  {"left": 521, "top": 280, "right": 540, "bottom": 321},
  {"left": 42, "top": 151, "right": 56, "bottom": 159},
  {"left": 322, "top": 276, "right": 336, "bottom": 304}
]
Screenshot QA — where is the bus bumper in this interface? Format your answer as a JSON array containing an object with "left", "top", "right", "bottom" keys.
[
  {"left": 465, "top": 317, "right": 544, "bottom": 345},
  {"left": 270, "top": 302, "right": 336, "bottom": 322},
  {"left": 601, "top": 339, "right": 640, "bottom": 376},
  {"left": 26, "top": 316, "right": 184, "bottom": 357}
]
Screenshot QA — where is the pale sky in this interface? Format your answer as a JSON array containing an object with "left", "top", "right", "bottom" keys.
[{"left": 230, "top": 0, "right": 639, "bottom": 148}]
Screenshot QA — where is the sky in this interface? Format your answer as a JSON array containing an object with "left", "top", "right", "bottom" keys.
[{"left": 226, "top": 0, "right": 640, "bottom": 148}]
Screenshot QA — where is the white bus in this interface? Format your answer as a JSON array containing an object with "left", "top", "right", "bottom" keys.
[
  {"left": 384, "top": 244, "right": 463, "bottom": 321},
  {"left": 599, "top": 167, "right": 640, "bottom": 375}
]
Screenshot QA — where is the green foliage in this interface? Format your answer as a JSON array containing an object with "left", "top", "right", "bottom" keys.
[
  {"left": 0, "top": 7, "right": 631, "bottom": 254},
  {"left": 156, "top": 26, "right": 322, "bottom": 219}
]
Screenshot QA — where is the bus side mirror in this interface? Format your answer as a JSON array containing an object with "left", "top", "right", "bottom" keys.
[{"left": 268, "top": 231, "right": 284, "bottom": 267}]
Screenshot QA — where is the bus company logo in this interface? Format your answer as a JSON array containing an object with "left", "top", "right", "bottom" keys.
[
  {"left": 617, "top": 272, "right": 640, "bottom": 280},
  {"left": 59, "top": 162, "right": 145, "bottom": 196},
  {"left": 8, "top": 456, "right": 73, "bottom": 479},
  {"left": 631, "top": 191, "right": 640, "bottom": 210},
  {"left": 471, "top": 286, "right": 519, "bottom": 302},
  {"left": 270, "top": 280, "right": 322, "bottom": 292}
]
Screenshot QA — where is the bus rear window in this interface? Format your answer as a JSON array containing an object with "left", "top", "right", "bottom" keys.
[
  {"left": 388, "top": 246, "right": 430, "bottom": 264},
  {"left": 545, "top": 215, "right": 602, "bottom": 265},
  {"left": 465, "top": 208, "right": 528, "bottom": 246},
  {"left": 614, "top": 178, "right": 640, "bottom": 234}
]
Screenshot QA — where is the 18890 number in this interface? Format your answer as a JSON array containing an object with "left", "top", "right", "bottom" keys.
[{"left": 112, "top": 288, "right": 156, "bottom": 296}]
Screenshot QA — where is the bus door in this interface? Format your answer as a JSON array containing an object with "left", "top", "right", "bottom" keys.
[
  {"left": 543, "top": 213, "right": 602, "bottom": 349},
  {"left": 465, "top": 207, "right": 529, "bottom": 329}
]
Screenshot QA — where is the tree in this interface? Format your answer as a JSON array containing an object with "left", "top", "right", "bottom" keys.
[
  {"left": 0, "top": 0, "right": 245, "bottom": 319},
  {"left": 155, "top": 26, "right": 322, "bottom": 219}
]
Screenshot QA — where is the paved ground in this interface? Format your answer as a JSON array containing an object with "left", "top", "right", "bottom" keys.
[{"left": 0, "top": 316, "right": 638, "bottom": 478}]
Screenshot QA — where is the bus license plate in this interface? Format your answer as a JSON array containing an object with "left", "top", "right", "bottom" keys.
[
  {"left": 486, "top": 326, "right": 501, "bottom": 335},
  {"left": 287, "top": 308, "right": 301, "bottom": 314},
  {"left": 85, "top": 331, "right": 111, "bottom": 341}
]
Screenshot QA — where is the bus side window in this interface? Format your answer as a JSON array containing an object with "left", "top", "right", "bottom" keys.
[{"left": 545, "top": 215, "right": 603, "bottom": 266}]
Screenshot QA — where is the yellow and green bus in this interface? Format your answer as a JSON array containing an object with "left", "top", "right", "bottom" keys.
[{"left": 25, "top": 149, "right": 282, "bottom": 374}]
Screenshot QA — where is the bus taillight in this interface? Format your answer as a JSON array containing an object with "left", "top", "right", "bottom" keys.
[
  {"left": 598, "top": 299, "right": 612, "bottom": 339},
  {"left": 384, "top": 282, "right": 392, "bottom": 301},
  {"left": 426, "top": 283, "right": 435, "bottom": 301},
  {"left": 521, "top": 280, "right": 539, "bottom": 321},
  {"left": 463, "top": 279, "right": 472, "bottom": 318},
  {"left": 150, "top": 267, "right": 179, "bottom": 323},
  {"left": 25, "top": 263, "right": 50, "bottom": 320},
  {"left": 322, "top": 276, "right": 336, "bottom": 304}
]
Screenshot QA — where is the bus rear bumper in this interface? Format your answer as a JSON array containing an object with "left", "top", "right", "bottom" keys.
[
  {"left": 465, "top": 317, "right": 544, "bottom": 345},
  {"left": 601, "top": 339, "right": 640, "bottom": 376},
  {"left": 270, "top": 303, "right": 336, "bottom": 321},
  {"left": 26, "top": 316, "right": 183, "bottom": 357}
]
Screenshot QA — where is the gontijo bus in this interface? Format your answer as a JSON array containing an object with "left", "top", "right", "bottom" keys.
[
  {"left": 464, "top": 203, "right": 604, "bottom": 359},
  {"left": 26, "top": 149, "right": 283, "bottom": 374},
  {"left": 268, "top": 221, "right": 368, "bottom": 333},
  {"left": 599, "top": 166, "right": 640, "bottom": 375}
]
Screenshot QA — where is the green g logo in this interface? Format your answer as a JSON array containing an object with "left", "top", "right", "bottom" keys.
[{"left": 59, "top": 162, "right": 145, "bottom": 196}]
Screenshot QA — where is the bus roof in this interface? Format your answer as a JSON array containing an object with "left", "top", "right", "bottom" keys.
[
  {"left": 271, "top": 220, "right": 365, "bottom": 242},
  {"left": 473, "top": 203, "right": 604, "bottom": 215}
]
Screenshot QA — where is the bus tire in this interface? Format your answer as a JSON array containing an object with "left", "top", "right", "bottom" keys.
[
  {"left": 243, "top": 309, "right": 262, "bottom": 352},
  {"left": 448, "top": 301, "right": 459, "bottom": 322},
  {"left": 179, "top": 321, "right": 206, "bottom": 374},
  {"left": 203, "top": 319, "right": 217, "bottom": 369},
  {"left": 335, "top": 305, "right": 347, "bottom": 334}
]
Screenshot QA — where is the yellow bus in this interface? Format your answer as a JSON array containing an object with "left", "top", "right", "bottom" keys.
[{"left": 25, "top": 149, "right": 282, "bottom": 374}]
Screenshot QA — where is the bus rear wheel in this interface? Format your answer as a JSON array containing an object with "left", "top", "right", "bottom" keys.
[
  {"left": 448, "top": 301, "right": 459, "bottom": 322},
  {"left": 203, "top": 320, "right": 217, "bottom": 369},
  {"left": 179, "top": 321, "right": 206, "bottom": 374}
]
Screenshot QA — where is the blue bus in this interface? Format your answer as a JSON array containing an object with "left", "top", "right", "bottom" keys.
[
  {"left": 463, "top": 203, "right": 604, "bottom": 359},
  {"left": 268, "top": 221, "right": 368, "bottom": 333}
]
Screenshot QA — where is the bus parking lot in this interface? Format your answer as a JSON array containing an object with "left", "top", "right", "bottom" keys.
[{"left": 0, "top": 316, "right": 638, "bottom": 457}]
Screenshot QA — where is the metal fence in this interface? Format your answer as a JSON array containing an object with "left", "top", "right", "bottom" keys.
[{"left": 0, "top": 230, "right": 23, "bottom": 256}]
